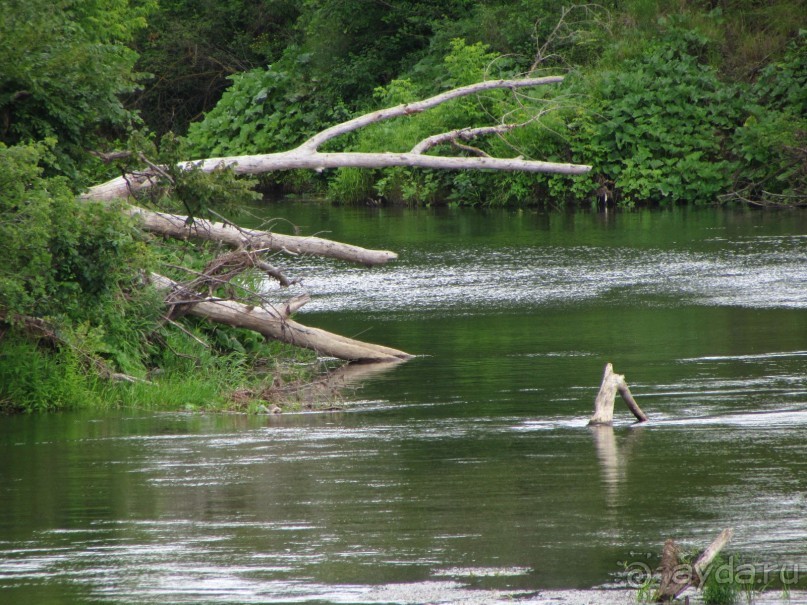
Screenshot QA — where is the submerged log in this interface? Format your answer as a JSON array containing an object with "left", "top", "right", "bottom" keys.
[
  {"left": 588, "top": 363, "right": 648, "bottom": 425},
  {"left": 656, "top": 528, "right": 734, "bottom": 601},
  {"left": 151, "top": 274, "right": 411, "bottom": 363}
]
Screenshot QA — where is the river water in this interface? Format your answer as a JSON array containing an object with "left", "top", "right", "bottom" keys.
[{"left": 1, "top": 204, "right": 806, "bottom": 604}]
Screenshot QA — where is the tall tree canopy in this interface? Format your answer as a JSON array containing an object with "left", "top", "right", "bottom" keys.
[{"left": 0, "top": 0, "right": 154, "bottom": 181}]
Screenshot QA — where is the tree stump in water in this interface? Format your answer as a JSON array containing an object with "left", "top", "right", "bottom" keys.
[
  {"left": 588, "top": 363, "right": 648, "bottom": 425},
  {"left": 656, "top": 528, "right": 734, "bottom": 601}
]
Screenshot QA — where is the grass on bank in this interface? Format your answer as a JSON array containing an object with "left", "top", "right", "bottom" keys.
[
  {"left": 0, "top": 320, "right": 325, "bottom": 415},
  {"left": 0, "top": 141, "right": 331, "bottom": 414},
  {"left": 635, "top": 551, "right": 801, "bottom": 605}
]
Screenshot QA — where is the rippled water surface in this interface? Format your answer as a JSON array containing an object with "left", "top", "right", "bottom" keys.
[{"left": 1, "top": 205, "right": 806, "bottom": 604}]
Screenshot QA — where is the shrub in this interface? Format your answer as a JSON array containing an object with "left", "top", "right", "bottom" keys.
[
  {"left": 0, "top": 0, "right": 154, "bottom": 182},
  {"left": 575, "top": 26, "right": 744, "bottom": 205},
  {"left": 730, "top": 31, "right": 807, "bottom": 205}
]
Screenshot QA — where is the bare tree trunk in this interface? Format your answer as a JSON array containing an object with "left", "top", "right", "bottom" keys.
[
  {"left": 589, "top": 363, "right": 648, "bottom": 424},
  {"left": 87, "top": 151, "right": 592, "bottom": 203},
  {"left": 129, "top": 207, "right": 398, "bottom": 266},
  {"left": 152, "top": 274, "right": 411, "bottom": 363},
  {"left": 83, "top": 76, "right": 591, "bottom": 202}
]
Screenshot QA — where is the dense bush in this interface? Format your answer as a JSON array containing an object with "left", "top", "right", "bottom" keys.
[
  {"left": 0, "top": 0, "right": 153, "bottom": 183},
  {"left": 0, "top": 141, "right": 311, "bottom": 412},
  {"left": 0, "top": 140, "right": 159, "bottom": 380},
  {"left": 185, "top": 65, "right": 341, "bottom": 158},
  {"left": 572, "top": 26, "right": 744, "bottom": 205},
  {"left": 731, "top": 31, "right": 807, "bottom": 205}
]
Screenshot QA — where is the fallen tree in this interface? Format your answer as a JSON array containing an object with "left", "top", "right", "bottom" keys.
[
  {"left": 84, "top": 77, "right": 591, "bottom": 202},
  {"left": 153, "top": 273, "right": 411, "bottom": 363},
  {"left": 83, "top": 76, "right": 591, "bottom": 363},
  {"left": 127, "top": 206, "right": 398, "bottom": 266}
]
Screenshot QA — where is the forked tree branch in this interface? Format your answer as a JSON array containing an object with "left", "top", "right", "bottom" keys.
[
  {"left": 83, "top": 76, "right": 591, "bottom": 203},
  {"left": 411, "top": 124, "right": 519, "bottom": 154},
  {"left": 297, "top": 76, "right": 565, "bottom": 151}
]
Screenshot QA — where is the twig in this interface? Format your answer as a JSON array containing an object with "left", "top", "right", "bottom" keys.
[{"left": 163, "top": 317, "right": 210, "bottom": 349}]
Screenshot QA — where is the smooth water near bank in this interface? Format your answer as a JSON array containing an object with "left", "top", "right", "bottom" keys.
[{"left": 1, "top": 205, "right": 807, "bottom": 604}]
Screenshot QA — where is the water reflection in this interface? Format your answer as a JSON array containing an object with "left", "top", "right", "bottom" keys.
[
  {"left": 590, "top": 425, "right": 645, "bottom": 510},
  {"left": 271, "top": 359, "right": 407, "bottom": 410},
  {"left": 2, "top": 206, "right": 807, "bottom": 604}
]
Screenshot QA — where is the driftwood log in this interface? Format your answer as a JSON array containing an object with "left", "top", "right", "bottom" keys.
[
  {"left": 656, "top": 528, "right": 734, "bottom": 601},
  {"left": 152, "top": 273, "right": 411, "bottom": 363},
  {"left": 128, "top": 207, "right": 398, "bottom": 266},
  {"left": 589, "top": 363, "right": 648, "bottom": 424}
]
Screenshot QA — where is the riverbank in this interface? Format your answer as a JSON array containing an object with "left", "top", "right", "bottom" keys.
[{"left": 180, "top": 3, "right": 805, "bottom": 208}]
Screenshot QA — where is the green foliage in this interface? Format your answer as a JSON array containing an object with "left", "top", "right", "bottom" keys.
[
  {"left": 731, "top": 31, "right": 807, "bottom": 205},
  {"left": 568, "top": 27, "right": 744, "bottom": 205},
  {"left": 0, "top": 140, "right": 163, "bottom": 388},
  {"left": 0, "top": 140, "right": 152, "bottom": 322},
  {"left": 329, "top": 168, "right": 378, "bottom": 204},
  {"left": 0, "top": 334, "right": 100, "bottom": 413},
  {"left": 0, "top": 141, "right": 61, "bottom": 316},
  {"left": 0, "top": 142, "right": 317, "bottom": 412},
  {"left": 327, "top": 39, "right": 523, "bottom": 205},
  {"left": 700, "top": 554, "right": 750, "bottom": 605},
  {"left": 118, "top": 131, "right": 261, "bottom": 219},
  {"left": 751, "top": 30, "right": 807, "bottom": 114},
  {"left": 292, "top": 0, "right": 475, "bottom": 105},
  {"left": 0, "top": 0, "right": 155, "bottom": 182},
  {"left": 185, "top": 66, "right": 339, "bottom": 158},
  {"left": 146, "top": 0, "right": 807, "bottom": 207},
  {"left": 183, "top": 3, "right": 526, "bottom": 161}
]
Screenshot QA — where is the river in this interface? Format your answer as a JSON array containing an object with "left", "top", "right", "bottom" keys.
[{"left": 1, "top": 204, "right": 806, "bottom": 604}]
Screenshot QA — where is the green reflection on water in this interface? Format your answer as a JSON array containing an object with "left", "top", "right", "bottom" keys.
[{"left": 1, "top": 204, "right": 806, "bottom": 603}]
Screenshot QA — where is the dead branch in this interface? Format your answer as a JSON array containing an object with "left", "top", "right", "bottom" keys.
[
  {"left": 280, "top": 294, "right": 310, "bottom": 317},
  {"left": 150, "top": 273, "right": 411, "bottom": 362},
  {"left": 589, "top": 363, "right": 648, "bottom": 425},
  {"left": 90, "top": 150, "right": 134, "bottom": 163},
  {"left": 82, "top": 76, "right": 591, "bottom": 203},
  {"left": 656, "top": 529, "right": 734, "bottom": 601},
  {"left": 531, "top": 4, "right": 612, "bottom": 71},
  {"left": 129, "top": 206, "right": 398, "bottom": 266},
  {"left": 411, "top": 124, "right": 518, "bottom": 155},
  {"left": 297, "top": 76, "right": 566, "bottom": 152}
]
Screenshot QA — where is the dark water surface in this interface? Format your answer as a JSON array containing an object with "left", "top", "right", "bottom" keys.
[{"left": 2, "top": 205, "right": 807, "bottom": 604}]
